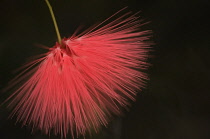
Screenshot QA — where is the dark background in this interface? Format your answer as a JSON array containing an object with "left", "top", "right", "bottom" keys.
[{"left": 0, "top": 0, "right": 210, "bottom": 139}]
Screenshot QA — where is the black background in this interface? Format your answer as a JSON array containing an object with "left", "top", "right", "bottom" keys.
[{"left": 0, "top": 0, "right": 210, "bottom": 139}]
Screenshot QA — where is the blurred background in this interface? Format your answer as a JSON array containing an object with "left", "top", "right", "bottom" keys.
[{"left": 0, "top": 0, "right": 210, "bottom": 139}]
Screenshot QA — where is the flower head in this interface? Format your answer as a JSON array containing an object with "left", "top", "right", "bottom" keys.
[{"left": 6, "top": 9, "right": 151, "bottom": 138}]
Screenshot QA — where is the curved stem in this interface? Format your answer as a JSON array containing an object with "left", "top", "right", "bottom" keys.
[{"left": 45, "top": 0, "right": 62, "bottom": 44}]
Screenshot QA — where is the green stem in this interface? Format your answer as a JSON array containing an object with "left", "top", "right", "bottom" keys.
[{"left": 45, "top": 0, "right": 62, "bottom": 44}]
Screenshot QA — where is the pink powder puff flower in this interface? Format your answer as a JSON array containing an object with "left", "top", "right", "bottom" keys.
[{"left": 5, "top": 6, "right": 152, "bottom": 139}]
